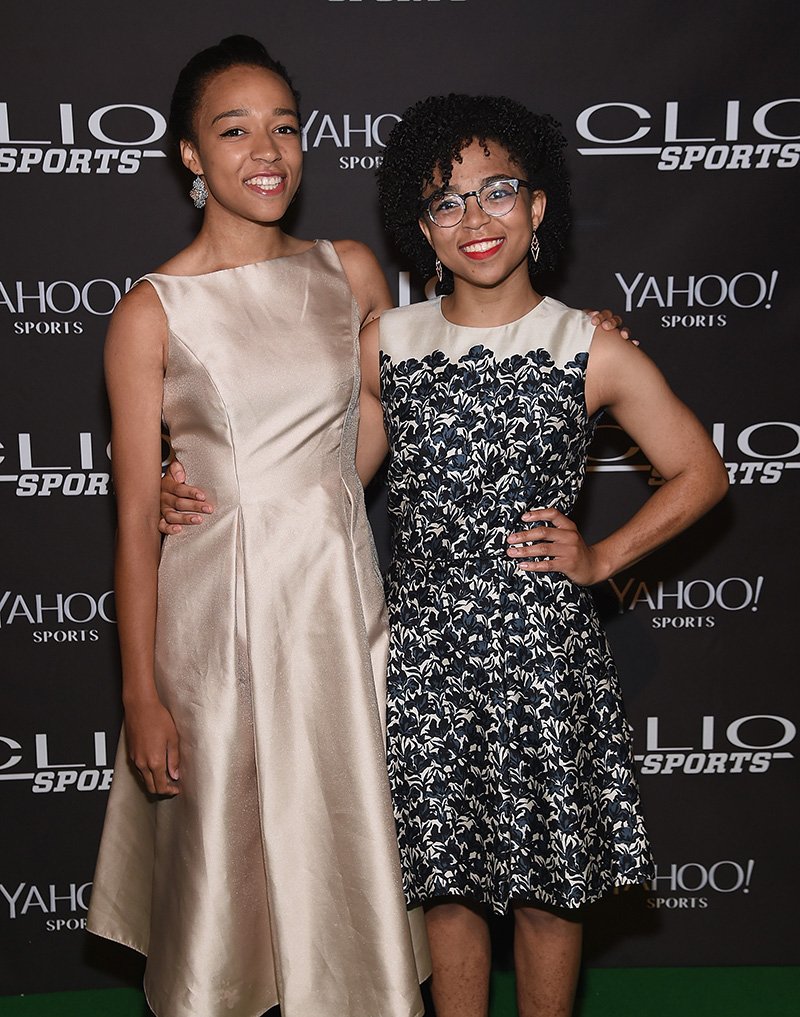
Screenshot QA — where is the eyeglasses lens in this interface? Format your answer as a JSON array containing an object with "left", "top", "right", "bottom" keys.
[{"left": 428, "top": 179, "right": 520, "bottom": 226}]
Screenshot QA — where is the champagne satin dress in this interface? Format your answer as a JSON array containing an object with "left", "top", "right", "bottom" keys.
[{"left": 87, "top": 241, "right": 429, "bottom": 1017}]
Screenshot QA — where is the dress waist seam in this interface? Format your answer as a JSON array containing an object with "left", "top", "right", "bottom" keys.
[{"left": 392, "top": 551, "right": 510, "bottom": 566}]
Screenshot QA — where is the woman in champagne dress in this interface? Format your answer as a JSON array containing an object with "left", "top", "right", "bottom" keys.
[{"left": 87, "top": 37, "right": 428, "bottom": 1017}]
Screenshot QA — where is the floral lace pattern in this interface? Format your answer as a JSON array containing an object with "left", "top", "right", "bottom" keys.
[{"left": 380, "top": 339, "right": 653, "bottom": 913}]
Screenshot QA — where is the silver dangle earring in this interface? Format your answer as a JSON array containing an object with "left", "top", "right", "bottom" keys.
[
  {"left": 435, "top": 258, "right": 443, "bottom": 283},
  {"left": 189, "top": 175, "right": 208, "bottom": 209},
  {"left": 530, "top": 229, "right": 540, "bottom": 263}
]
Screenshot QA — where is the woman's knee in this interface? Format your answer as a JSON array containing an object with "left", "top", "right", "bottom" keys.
[
  {"left": 513, "top": 904, "right": 582, "bottom": 934},
  {"left": 426, "top": 899, "right": 487, "bottom": 929}
]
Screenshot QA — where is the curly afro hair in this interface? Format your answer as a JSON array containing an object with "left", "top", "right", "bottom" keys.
[{"left": 377, "top": 94, "right": 570, "bottom": 294}]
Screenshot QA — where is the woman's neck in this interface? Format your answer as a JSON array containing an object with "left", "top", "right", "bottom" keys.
[
  {"left": 174, "top": 204, "right": 308, "bottom": 275},
  {"left": 441, "top": 268, "right": 542, "bottom": 328}
]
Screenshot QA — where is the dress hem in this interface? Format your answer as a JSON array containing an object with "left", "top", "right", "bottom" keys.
[
  {"left": 88, "top": 925, "right": 427, "bottom": 1017},
  {"left": 404, "top": 871, "right": 654, "bottom": 917}
]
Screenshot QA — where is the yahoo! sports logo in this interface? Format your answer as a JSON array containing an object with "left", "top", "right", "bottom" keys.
[
  {"left": 575, "top": 98, "right": 800, "bottom": 171},
  {"left": 608, "top": 574, "right": 765, "bottom": 630},
  {"left": 0, "top": 879, "right": 92, "bottom": 933},
  {"left": 0, "top": 275, "right": 132, "bottom": 337},
  {"left": 302, "top": 110, "right": 402, "bottom": 170},
  {"left": 614, "top": 270, "right": 779, "bottom": 329},
  {"left": 643, "top": 858, "right": 756, "bottom": 911},
  {"left": 0, "top": 589, "right": 115, "bottom": 644}
]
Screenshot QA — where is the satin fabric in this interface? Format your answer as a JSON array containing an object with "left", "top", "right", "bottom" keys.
[{"left": 87, "top": 241, "right": 429, "bottom": 1017}]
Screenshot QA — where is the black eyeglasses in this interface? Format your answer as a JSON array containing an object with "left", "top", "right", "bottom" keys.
[{"left": 420, "top": 177, "right": 533, "bottom": 227}]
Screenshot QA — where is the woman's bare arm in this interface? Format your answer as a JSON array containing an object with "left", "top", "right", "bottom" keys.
[
  {"left": 507, "top": 328, "right": 729, "bottom": 583},
  {"left": 354, "top": 316, "right": 388, "bottom": 486},
  {"left": 106, "top": 283, "right": 180, "bottom": 795},
  {"left": 333, "top": 240, "right": 391, "bottom": 486}
]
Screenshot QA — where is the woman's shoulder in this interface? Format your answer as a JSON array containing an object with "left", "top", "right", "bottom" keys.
[
  {"left": 330, "top": 237, "right": 380, "bottom": 271},
  {"left": 536, "top": 296, "right": 592, "bottom": 326},
  {"left": 534, "top": 297, "right": 597, "bottom": 347},
  {"left": 329, "top": 239, "right": 392, "bottom": 325},
  {"left": 145, "top": 239, "right": 212, "bottom": 278},
  {"left": 382, "top": 297, "right": 440, "bottom": 325},
  {"left": 377, "top": 299, "right": 440, "bottom": 357},
  {"left": 112, "top": 277, "right": 165, "bottom": 321},
  {"left": 103, "top": 279, "right": 168, "bottom": 360},
  {"left": 329, "top": 238, "right": 385, "bottom": 287}
]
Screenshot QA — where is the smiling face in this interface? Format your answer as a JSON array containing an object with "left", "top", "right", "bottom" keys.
[
  {"left": 418, "top": 138, "right": 546, "bottom": 291},
  {"left": 180, "top": 64, "right": 302, "bottom": 225}
]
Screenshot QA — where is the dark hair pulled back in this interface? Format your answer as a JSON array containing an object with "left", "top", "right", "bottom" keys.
[{"left": 168, "top": 35, "right": 300, "bottom": 152}]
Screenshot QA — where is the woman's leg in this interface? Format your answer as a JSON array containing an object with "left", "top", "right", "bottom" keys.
[
  {"left": 513, "top": 905, "right": 582, "bottom": 1017},
  {"left": 425, "top": 900, "right": 491, "bottom": 1017}
]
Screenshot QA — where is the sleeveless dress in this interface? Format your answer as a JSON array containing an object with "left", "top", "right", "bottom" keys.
[
  {"left": 379, "top": 295, "right": 654, "bottom": 913},
  {"left": 87, "top": 241, "right": 429, "bottom": 1017}
]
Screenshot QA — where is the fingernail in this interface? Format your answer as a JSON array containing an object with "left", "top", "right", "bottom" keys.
[{"left": 202, "top": 505, "right": 213, "bottom": 513}]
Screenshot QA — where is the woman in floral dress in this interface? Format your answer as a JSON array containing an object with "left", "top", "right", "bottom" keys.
[{"left": 356, "top": 94, "right": 728, "bottom": 1017}]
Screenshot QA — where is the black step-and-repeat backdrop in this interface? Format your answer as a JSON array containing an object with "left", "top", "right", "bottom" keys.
[{"left": 2, "top": 0, "right": 797, "bottom": 995}]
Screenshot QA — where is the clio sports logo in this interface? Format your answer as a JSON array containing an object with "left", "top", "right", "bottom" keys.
[
  {"left": 575, "top": 98, "right": 800, "bottom": 171},
  {"left": 634, "top": 714, "right": 795, "bottom": 775},
  {"left": 588, "top": 420, "right": 800, "bottom": 486},
  {"left": 0, "top": 432, "right": 111, "bottom": 497},
  {"left": 0, "top": 730, "right": 113, "bottom": 794},
  {"left": 0, "top": 101, "right": 167, "bottom": 175}
]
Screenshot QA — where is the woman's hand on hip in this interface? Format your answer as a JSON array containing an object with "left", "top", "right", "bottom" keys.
[
  {"left": 506, "top": 507, "right": 609, "bottom": 586},
  {"left": 159, "top": 458, "right": 214, "bottom": 534}
]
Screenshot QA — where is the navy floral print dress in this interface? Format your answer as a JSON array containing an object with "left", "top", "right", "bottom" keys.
[{"left": 379, "top": 296, "right": 653, "bottom": 914}]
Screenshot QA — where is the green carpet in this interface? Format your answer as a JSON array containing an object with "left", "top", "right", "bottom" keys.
[{"left": 1, "top": 968, "right": 798, "bottom": 1016}]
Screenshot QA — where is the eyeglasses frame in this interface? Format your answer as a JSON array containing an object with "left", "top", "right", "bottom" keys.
[{"left": 419, "top": 177, "right": 534, "bottom": 228}]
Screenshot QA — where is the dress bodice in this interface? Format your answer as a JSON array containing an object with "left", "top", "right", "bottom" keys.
[
  {"left": 144, "top": 240, "right": 361, "bottom": 514},
  {"left": 379, "top": 296, "right": 597, "bottom": 562}
]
